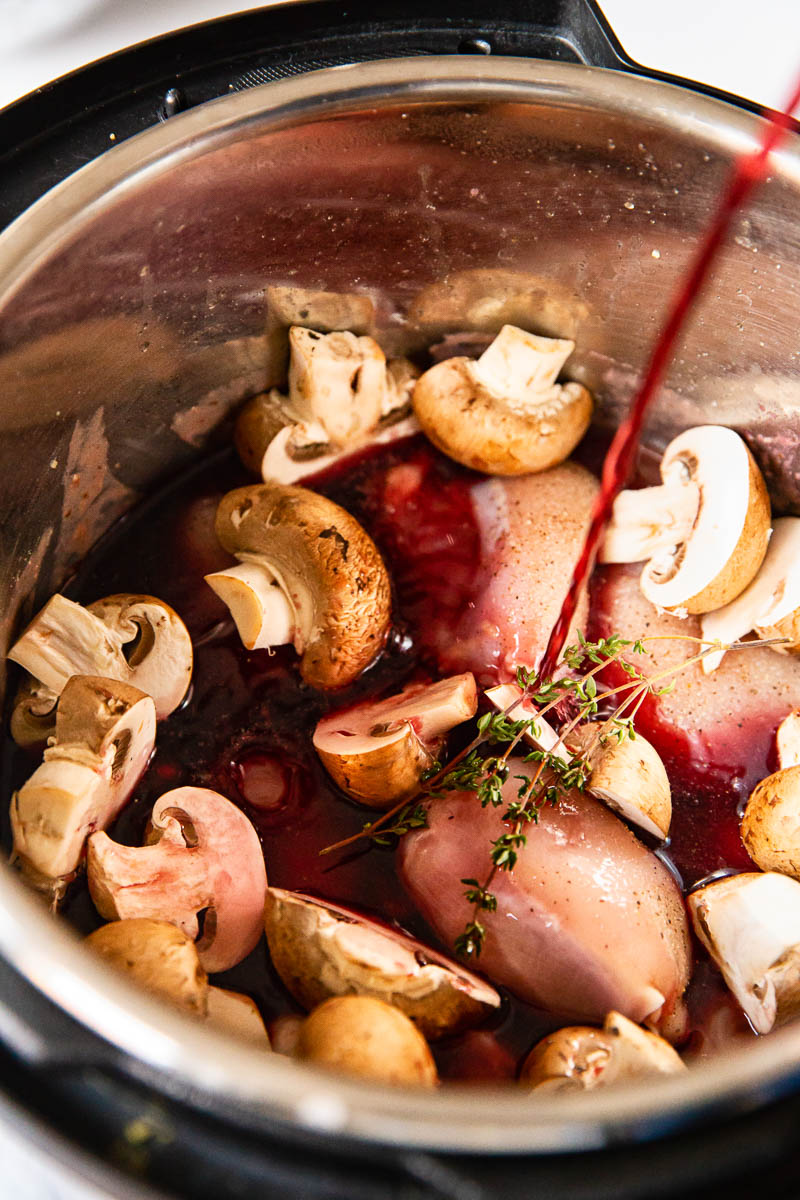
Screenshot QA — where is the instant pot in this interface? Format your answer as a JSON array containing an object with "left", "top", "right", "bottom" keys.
[{"left": 2, "top": 2, "right": 800, "bottom": 1196}]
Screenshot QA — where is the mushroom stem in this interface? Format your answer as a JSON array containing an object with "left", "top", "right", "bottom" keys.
[
  {"left": 469, "top": 324, "right": 575, "bottom": 398},
  {"left": 204, "top": 562, "right": 295, "bottom": 650},
  {"left": 599, "top": 483, "right": 700, "bottom": 565},
  {"left": 484, "top": 683, "right": 569, "bottom": 763}
]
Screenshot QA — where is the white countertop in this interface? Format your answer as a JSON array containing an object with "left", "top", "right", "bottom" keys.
[{"left": 0, "top": 0, "right": 799, "bottom": 112}]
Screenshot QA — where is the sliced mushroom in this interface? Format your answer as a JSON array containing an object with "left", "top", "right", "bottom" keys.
[
  {"left": 10, "top": 676, "right": 156, "bottom": 898},
  {"left": 777, "top": 710, "right": 800, "bottom": 770},
  {"left": 313, "top": 673, "right": 477, "bottom": 807},
  {"left": 206, "top": 988, "right": 271, "bottom": 1047},
  {"left": 85, "top": 918, "right": 208, "bottom": 1016},
  {"left": 296, "top": 995, "right": 438, "bottom": 1087},
  {"left": 566, "top": 725, "right": 672, "bottom": 840},
  {"left": 484, "top": 683, "right": 569, "bottom": 763},
  {"left": 701, "top": 517, "right": 800, "bottom": 672},
  {"left": 87, "top": 786, "right": 268, "bottom": 973},
  {"left": 600, "top": 425, "right": 771, "bottom": 616},
  {"left": 412, "top": 324, "right": 592, "bottom": 475},
  {"left": 212, "top": 483, "right": 391, "bottom": 689},
  {"left": 520, "top": 1011, "right": 684, "bottom": 1092},
  {"left": 263, "top": 889, "right": 500, "bottom": 1039},
  {"left": 8, "top": 591, "right": 192, "bottom": 736},
  {"left": 688, "top": 871, "right": 800, "bottom": 1034},
  {"left": 741, "top": 766, "right": 800, "bottom": 879}
]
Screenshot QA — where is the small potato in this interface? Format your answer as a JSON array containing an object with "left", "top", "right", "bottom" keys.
[{"left": 297, "top": 996, "right": 438, "bottom": 1087}]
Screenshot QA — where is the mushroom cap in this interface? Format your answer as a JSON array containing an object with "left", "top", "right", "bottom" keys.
[
  {"left": 234, "top": 390, "right": 292, "bottom": 474},
  {"left": 741, "top": 766, "right": 800, "bottom": 879},
  {"left": 640, "top": 426, "right": 771, "bottom": 616},
  {"left": 312, "top": 673, "right": 477, "bottom": 808},
  {"left": 87, "top": 594, "right": 193, "bottom": 719},
  {"left": 215, "top": 483, "right": 392, "bottom": 689},
  {"left": 206, "top": 987, "right": 271, "bottom": 1047},
  {"left": 567, "top": 725, "right": 672, "bottom": 840},
  {"left": 10, "top": 676, "right": 58, "bottom": 750},
  {"left": 10, "top": 675, "right": 156, "bottom": 887},
  {"left": 87, "top": 786, "right": 268, "bottom": 973},
  {"left": 85, "top": 918, "right": 208, "bottom": 1015},
  {"left": 688, "top": 871, "right": 800, "bottom": 1034},
  {"left": 296, "top": 995, "right": 438, "bottom": 1087},
  {"left": 259, "top": 413, "right": 421, "bottom": 486},
  {"left": 412, "top": 351, "right": 592, "bottom": 476},
  {"left": 263, "top": 889, "right": 500, "bottom": 1039}
]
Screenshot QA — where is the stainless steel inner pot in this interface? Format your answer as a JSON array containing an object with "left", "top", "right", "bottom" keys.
[{"left": 1, "top": 56, "right": 800, "bottom": 1155}]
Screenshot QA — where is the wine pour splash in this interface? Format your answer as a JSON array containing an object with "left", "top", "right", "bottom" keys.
[{"left": 539, "top": 78, "right": 800, "bottom": 681}]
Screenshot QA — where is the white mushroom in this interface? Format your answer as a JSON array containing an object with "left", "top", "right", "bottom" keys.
[
  {"left": 484, "top": 683, "right": 569, "bottom": 763},
  {"left": 210, "top": 482, "right": 392, "bottom": 689},
  {"left": 204, "top": 562, "right": 294, "bottom": 651},
  {"left": 777, "top": 709, "right": 800, "bottom": 770},
  {"left": 87, "top": 786, "right": 268, "bottom": 973},
  {"left": 263, "top": 889, "right": 500, "bottom": 1039},
  {"left": 688, "top": 871, "right": 800, "bottom": 1034},
  {"left": 600, "top": 426, "right": 771, "bottom": 616},
  {"left": 566, "top": 725, "right": 672, "bottom": 840},
  {"left": 206, "top": 988, "right": 271, "bottom": 1047},
  {"left": 10, "top": 675, "right": 156, "bottom": 899},
  {"left": 8, "top": 591, "right": 192, "bottom": 738},
  {"left": 411, "top": 324, "right": 592, "bottom": 475},
  {"left": 85, "top": 918, "right": 208, "bottom": 1015},
  {"left": 701, "top": 517, "right": 800, "bottom": 672},
  {"left": 296, "top": 995, "right": 438, "bottom": 1087},
  {"left": 740, "top": 766, "right": 800, "bottom": 879},
  {"left": 520, "top": 1010, "right": 685, "bottom": 1092},
  {"left": 312, "top": 673, "right": 477, "bottom": 807}
]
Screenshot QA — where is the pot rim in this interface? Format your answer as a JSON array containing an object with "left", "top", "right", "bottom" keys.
[{"left": 2, "top": 55, "right": 800, "bottom": 1155}]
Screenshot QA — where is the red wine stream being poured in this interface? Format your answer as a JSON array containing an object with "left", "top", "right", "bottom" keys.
[{"left": 538, "top": 78, "right": 800, "bottom": 682}]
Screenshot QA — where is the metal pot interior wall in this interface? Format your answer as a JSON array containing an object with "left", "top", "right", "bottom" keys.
[{"left": 0, "top": 58, "right": 800, "bottom": 1153}]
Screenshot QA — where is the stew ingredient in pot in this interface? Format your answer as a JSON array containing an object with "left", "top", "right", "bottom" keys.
[{"left": 6, "top": 320, "right": 800, "bottom": 1089}]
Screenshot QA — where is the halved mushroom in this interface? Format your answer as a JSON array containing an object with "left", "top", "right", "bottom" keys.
[
  {"left": 600, "top": 425, "right": 771, "bottom": 616},
  {"left": 204, "top": 562, "right": 294, "bottom": 651},
  {"left": 10, "top": 676, "right": 156, "bottom": 899},
  {"left": 8, "top": 591, "right": 192, "bottom": 741},
  {"left": 211, "top": 483, "right": 391, "bottom": 689},
  {"left": 741, "top": 767, "right": 800, "bottom": 879},
  {"left": 263, "top": 889, "right": 500, "bottom": 1039},
  {"left": 777, "top": 710, "right": 800, "bottom": 770},
  {"left": 412, "top": 324, "right": 592, "bottom": 475},
  {"left": 206, "top": 988, "right": 271, "bottom": 1047},
  {"left": 701, "top": 517, "right": 800, "bottom": 672},
  {"left": 296, "top": 995, "right": 438, "bottom": 1087},
  {"left": 87, "top": 786, "right": 268, "bottom": 973},
  {"left": 520, "top": 1011, "right": 685, "bottom": 1092},
  {"left": 85, "top": 918, "right": 208, "bottom": 1016},
  {"left": 566, "top": 725, "right": 672, "bottom": 840},
  {"left": 313, "top": 673, "right": 477, "bottom": 807},
  {"left": 235, "top": 327, "right": 420, "bottom": 482},
  {"left": 688, "top": 871, "right": 800, "bottom": 1034},
  {"left": 484, "top": 683, "right": 569, "bottom": 763}
]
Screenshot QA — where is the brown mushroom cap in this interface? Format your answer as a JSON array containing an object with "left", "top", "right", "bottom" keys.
[
  {"left": 214, "top": 483, "right": 391, "bottom": 689},
  {"left": 234, "top": 390, "right": 292, "bottom": 474},
  {"left": 312, "top": 673, "right": 477, "bottom": 808},
  {"left": 296, "top": 996, "right": 438, "bottom": 1087},
  {"left": 85, "top": 918, "right": 208, "bottom": 1015},
  {"left": 263, "top": 889, "right": 500, "bottom": 1039},
  {"left": 206, "top": 988, "right": 271, "bottom": 1047},
  {"left": 412, "top": 352, "right": 592, "bottom": 476},
  {"left": 567, "top": 725, "right": 672, "bottom": 839},
  {"left": 741, "top": 766, "right": 800, "bottom": 878}
]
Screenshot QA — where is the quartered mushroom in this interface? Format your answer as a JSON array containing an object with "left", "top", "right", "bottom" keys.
[
  {"left": 263, "top": 889, "right": 501, "bottom": 1039},
  {"left": 8, "top": 591, "right": 192, "bottom": 743},
  {"left": 313, "top": 673, "right": 478, "bottom": 807},
  {"left": 206, "top": 988, "right": 271, "bottom": 1047},
  {"left": 688, "top": 871, "right": 800, "bottom": 1034},
  {"left": 10, "top": 675, "right": 156, "bottom": 899},
  {"left": 85, "top": 919, "right": 209, "bottom": 1016},
  {"left": 484, "top": 683, "right": 569, "bottom": 762},
  {"left": 566, "top": 725, "right": 672, "bottom": 840},
  {"left": 701, "top": 517, "right": 800, "bottom": 672},
  {"left": 296, "top": 995, "right": 438, "bottom": 1087},
  {"left": 235, "top": 326, "right": 420, "bottom": 483},
  {"left": 411, "top": 323, "right": 593, "bottom": 475},
  {"left": 87, "top": 786, "right": 268, "bottom": 973},
  {"left": 741, "top": 767, "right": 800, "bottom": 879},
  {"left": 777, "top": 709, "right": 800, "bottom": 770},
  {"left": 520, "top": 1011, "right": 685, "bottom": 1092},
  {"left": 600, "top": 425, "right": 771, "bottom": 615},
  {"left": 209, "top": 482, "right": 392, "bottom": 689}
]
